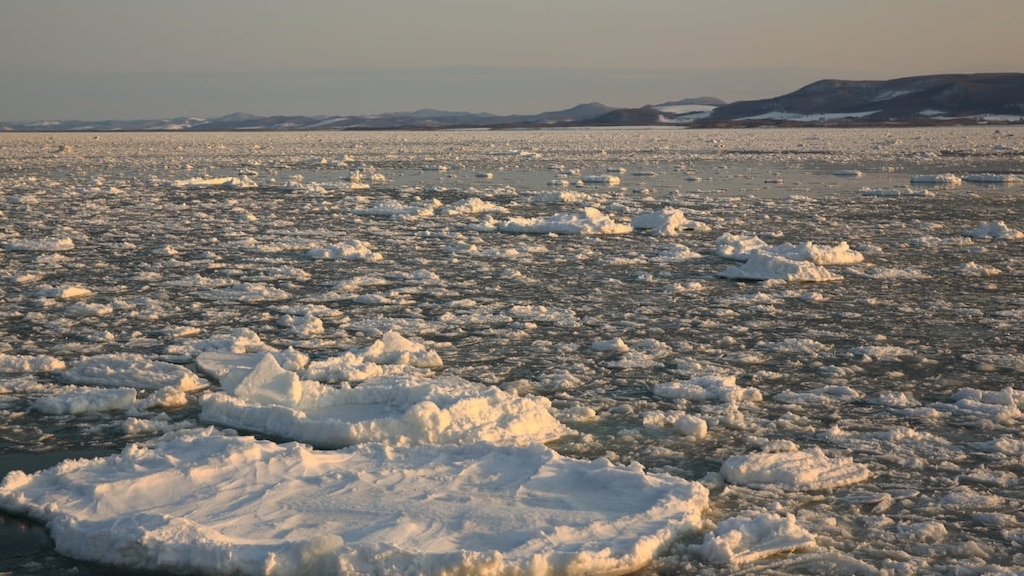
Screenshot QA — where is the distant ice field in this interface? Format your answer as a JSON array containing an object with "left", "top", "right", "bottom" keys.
[{"left": 1, "top": 127, "right": 1023, "bottom": 575}]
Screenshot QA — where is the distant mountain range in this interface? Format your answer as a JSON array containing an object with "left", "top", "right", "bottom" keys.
[{"left": 3, "top": 74, "right": 1022, "bottom": 131}]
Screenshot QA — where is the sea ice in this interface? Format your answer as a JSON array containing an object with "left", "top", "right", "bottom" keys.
[
  {"left": 720, "top": 447, "right": 870, "bottom": 490},
  {"left": 0, "top": 353, "right": 67, "bottom": 373},
  {"left": 719, "top": 253, "right": 842, "bottom": 282},
  {"left": 3, "top": 236, "right": 76, "bottom": 251},
  {"left": 631, "top": 208, "right": 710, "bottom": 235},
  {"left": 0, "top": 428, "right": 709, "bottom": 576},
  {"left": 61, "top": 353, "right": 207, "bottom": 391},
  {"left": 701, "top": 513, "right": 816, "bottom": 565},
  {"left": 963, "top": 173, "right": 1022, "bottom": 183},
  {"left": 306, "top": 240, "right": 383, "bottom": 261},
  {"left": 653, "top": 374, "right": 762, "bottom": 404},
  {"left": 497, "top": 207, "right": 633, "bottom": 235},
  {"left": 32, "top": 385, "right": 137, "bottom": 415},
  {"left": 199, "top": 352, "right": 568, "bottom": 448},
  {"left": 963, "top": 221, "right": 1024, "bottom": 239},
  {"left": 171, "top": 175, "right": 257, "bottom": 189},
  {"left": 910, "top": 173, "right": 962, "bottom": 185}
]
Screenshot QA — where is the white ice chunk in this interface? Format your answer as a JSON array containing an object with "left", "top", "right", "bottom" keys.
[
  {"left": 721, "top": 447, "right": 869, "bottom": 490},
  {"left": 497, "top": 208, "right": 633, "bottom": 235},
  {"left": 910, "top": 173, "right": 962, "bottom": 185},
  {"left": 701, "top": 513, "right": 816, "bottom": 565},
  {"left": 0, "top": 428, "right": 709, "bottom": 576},
  {"left": 963, "top": 173, "right": 1022, "bottom": 183},
  {"left": 306, "top": 239, "right": 383, "bottom": 261},
  {"left": 201, "top": 369, "right": 570, "bottom": 447},
  {"left": 61, "top": 353, "right": 207, "bottom": 391},
  {"left": 32, "top": 386, "right": 137, "bottom": 415},
  {"left": 963, "top": 221, "right": 1024, "bottom": 239},
  {"left": 715, "top": 233, "right": 769, "bottom": 261},
  {"left": 227, "top": 353, "right": 303, "bottom": 407},
  {"left": 719, "top": 253, "right": 842, "bottom": 282},
  {"left": 653, "top": 374, "right": 762, "bottom": 404},
  {"left": 360, "top": 330, "right": 443, "bottom": 368},
  {"left": 0, "top": 353, "right": 67, "bottom": 373},
  {"left": 171, "top": 175, "right": 257, "bottom": 189},
  {"left": 631, "top": 208, "right": 710, "bottom": 235},
  {"left": 592, "top": 338, "right": 630, "bottom": 354},
  {"left": 3, "top": 237, "right": 76, "bottom": 252},
  {"left": 766, "top": 241, "right": 864, "bottom": 266}
]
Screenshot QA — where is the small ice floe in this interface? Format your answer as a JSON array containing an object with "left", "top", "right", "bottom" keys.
[
  {"left": 721, "top": 446, "right": 870, "bottom": 490},
  {"left": 653, "top": 374, "right": 762, "bottom": 404},
  {"left": 764, "top": 241, "right": 864, "bottom": 266},
  {"left": 0, "top": 428, "right": 708, "bottom": 576},
  {"left": 440, "top": 197, "right": 508, "bottom": 215},
  {"left": 910, "top": 173, "right": 962, "bottom": 185},
  {"left": 61, "top": 353, "right": 207, "bottom": 391},
  {"left": 198, "top": 345, "right": 567, "bottom": 448},
  {"left": 701, "top": 513, "right": 816, "bottom": 566},
  {"left": 3, "top": 237, "right": 76, "bottom": 252},
  {"left": 592, "top": 337, "right": 630, "bottom": 354},
  {"left": 846, "top": 344, "right": 915, "bottom": 362},
  {"left": 719, "top": 253, "right": 841, "bottom": 282},
  {"left": 355, "top": 198, "right": 441, "bottom": 219},
  {"left": 496, "top": 207, "right": 633, "bottom": 235},
  {"left": 963, "top": 221, "right": 1024, "bottom": 239},
  {"left": 528, "top": 190, "right": 592, "bottom": 203},
  {"left": 716, "top": 235, "right": 860, "bottom": 282},
  {"left": 278, "top": 313, "right": 324, "bottom": 338},
  {"left": 956, "top": 261, "right": 1002, "bottom": 276},
  {"left": 963, "top": 173, "right": 1022, "bottom": 183},
  {"left": 199, "top": 282, "right": 292, "bottom": 302},
  {"left": 306, "top": 239, "right": 383, "bottom": 261},
  {"left": 168, "top": 327, "right": 278, "bottom": 358},
  {"left": 715, "top": 233, "right": 770, "bottom": 260},
  {"left": 930, "top": 387, "right": 1023, "bottom": 424},
  {"left": 652, "top": 244, "right": 703, "bottom": 262},
  {"left": 860, "top": 186, "right": 934, "bottom": 197},
  {"left": 775, "top": 385, "right": 862, "bottom": 406},
  {"left": 581, "top": 174, "right": 621, "bottom": 186},
  {"left": 31, "top": 385, "right": 137, "bottom": 415},
  {"left": 833, "top": 169, "right": 863, "bottom": 177},
  {"left": 631, "top": 208, "right": 711, "bottom": 236},
  {"left": 171, "top": 176, "right": 257, "bottom": 189},
  {"left": 0, "top": 353, "right": 66, "bottom": 373}
]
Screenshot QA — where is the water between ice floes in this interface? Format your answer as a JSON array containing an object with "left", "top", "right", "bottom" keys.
[{"left": 1, "top": 127, "right": 1023, "bottom": 574}]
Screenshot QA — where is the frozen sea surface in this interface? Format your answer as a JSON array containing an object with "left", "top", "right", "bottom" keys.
[{"left": 1, "top": 127, "right": 1023, "bottom": 574}]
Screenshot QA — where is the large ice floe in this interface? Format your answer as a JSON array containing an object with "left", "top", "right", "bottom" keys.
[{"left": 1, "top": 428, "right": 708, "bottom": 575}]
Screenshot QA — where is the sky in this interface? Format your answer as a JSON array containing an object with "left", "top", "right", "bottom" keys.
[{"left": 2, "top": 0, "right": 1022, "bottom": 121}]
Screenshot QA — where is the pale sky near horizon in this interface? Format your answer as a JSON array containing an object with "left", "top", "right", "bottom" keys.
[{"left": 2, "top": 0, "right": 1021, "bottom": 121}]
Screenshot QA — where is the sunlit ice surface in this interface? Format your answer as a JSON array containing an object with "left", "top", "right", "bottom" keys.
[{"left": 1, "top": 127, "right": 1023, "bottom": 575}]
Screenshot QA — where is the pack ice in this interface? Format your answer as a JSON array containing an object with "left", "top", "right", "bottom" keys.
[{"left": 0, "top": 329, "right": 710, "bottom": 575}]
